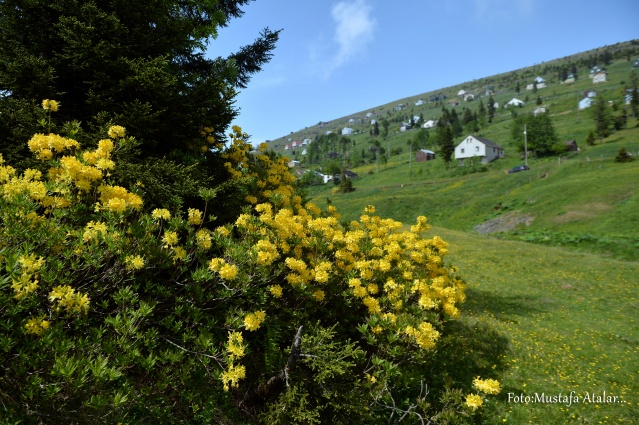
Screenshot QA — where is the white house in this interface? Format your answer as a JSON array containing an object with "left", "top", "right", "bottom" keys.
[
  {"left": 579, "top": 98, "right": 593, "bottom": 109},
  {"left": 365, "top": 112, "right": 373, "bottom": 118},
  {"left": 464, "top": 94, "right": 475, "bottom": 102},
  {"left": 287, "top": 160, "right": 301, "bottom": 168},
  {"left": 534, "top": 107, "right": 546, "bottom": 116},
  {"left": 348, "top": 118, "right": 355, "bottom": 123},
  {"left": 593, "top": 71, "right": 607, "bottom": 84},
  {"left": 527, "top": 82, "right": 547, "bottom": 90},
  {"left": 457, "top": 89, "right": 466, "bottom": 96},
  {"left": 302, "top": 138, "right": 312, "bottom": 145},
  {"left": 454, "top": 135, "right": 505, "bottom": 165},
  {"left": 422, "top": 120, "right": 437, "bottom": 129},
  {"left": 325, "top": 130, "right": 333, "bottom": 135},
  {"left": 371, "top": 119, "right": 377, "bottom": 125},
  {"left": 301, "top": 149, "right": 307, "bottom": 155},
  {"left": 413, "top": 115, "right": 421, "bottom": 123},
  {"left": 415, "top": 100, "right": 424, "bottom": 106},
  {"left": 342, "top": 127, "right": 354, "bottom": 135},
  {"left": 534, "top": 76, "right": 546, "bottom": 84},
  {"left": 505, "top": 98, "right": 525, "bottom": 107}
]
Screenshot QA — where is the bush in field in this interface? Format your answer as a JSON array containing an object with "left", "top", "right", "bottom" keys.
[{"left": 0, "top": 105, "right": 500, "bottom": 423}]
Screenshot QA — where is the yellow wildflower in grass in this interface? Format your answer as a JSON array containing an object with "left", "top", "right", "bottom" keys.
[
  {"left": 151, "top": 208, "right": 171, "bottom": 220},
  {"left": 221, "top": 363, "right": 246, "bottom": 391},
  {"left": 125, "top": 255, "right": 145, "bottom": 270},
  {"left": 364, "top": 205, "right": 376, "bottom": 214},
  {"left": 195, "top": 229, "right": 212, "bottom": 250},
  {"left": 24, "top": 316, "right": 50, "bottom": 336},
  {"left": 42, "top": 99, "right": 59, "bottom": 112},
  {"left": 244, "top": 310, "right": 266, "bottom": 331},
  {"left": 162, "top": 231, "right": 179, "bottom": 247},
  {"left": 312, "top": 290, "right": 325, "bottom": 301},
  {"left": 49, "top": 285, "right": 90, "bottom": 314},
  {"left": 218, "top": 263, "right": 238, "bottom": 280},
  {"left": 107, "top": 125, "right": 126, "bottom": 139},
  {"left": 187, "top": 208, "right": 203, "bottom": 225},
  {"left": 269, "top": 285, "right": 283, "bottom": 298},
  {"left": 473, "top": 377, "right": 501, "bottom": 395},
  {"left": 465, "top": 394, "right": 483, "bottom": 411}
]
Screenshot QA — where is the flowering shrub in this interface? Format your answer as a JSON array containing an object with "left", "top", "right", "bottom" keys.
[{"left": 0, "top": 104, "right": 499, "bottom": 423}]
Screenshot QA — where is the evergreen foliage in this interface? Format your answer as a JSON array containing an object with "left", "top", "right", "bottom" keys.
[
  {"left": 511, "top": 113, "right": 559, "bottom": 157},
  {"left": 0, "top": 0, "right": 280, "bottom": 213}
]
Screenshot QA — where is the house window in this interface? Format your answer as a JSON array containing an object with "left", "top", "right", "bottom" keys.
[
  {"left": 461, "top": 148, "right": 465, "bottom": 153},
  {"left": 493, "top": 147, "right": 496, "bottom": 153},
  {"left": 475, "top": 146, "right": 479, "bottom": 152}
]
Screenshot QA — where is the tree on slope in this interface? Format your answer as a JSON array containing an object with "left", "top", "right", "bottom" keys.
[{"left": 0, "top": 0, "right": 280, "bottom": 213}]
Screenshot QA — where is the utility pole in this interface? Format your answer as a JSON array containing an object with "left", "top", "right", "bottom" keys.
[{"left": 523, "top": 124, "right": 528, "bottom": 166}]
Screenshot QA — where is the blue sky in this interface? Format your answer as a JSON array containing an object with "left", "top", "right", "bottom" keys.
[{"left": 209, "top": 0, "right": 639, "bottom": 143}]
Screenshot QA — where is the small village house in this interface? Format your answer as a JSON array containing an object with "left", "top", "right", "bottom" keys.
[
  {"left": 416, "top": 149, "right": 436, "bottom": 162},
  {"left": 454, "top": 135, "right": 505, "bottom": 165}
]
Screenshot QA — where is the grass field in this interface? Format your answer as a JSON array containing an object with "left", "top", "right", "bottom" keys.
[{"left": 431, "top": 226, "right": 639, "bottom": 424}]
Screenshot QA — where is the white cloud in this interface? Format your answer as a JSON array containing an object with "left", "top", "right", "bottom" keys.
[{"left": 319, "top": 0, "right": 376, "bottom": 78}]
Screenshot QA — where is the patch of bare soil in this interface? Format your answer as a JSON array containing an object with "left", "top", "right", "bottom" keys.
[{"left": 473, "top": 212, "right": 535, "bottom": 234}]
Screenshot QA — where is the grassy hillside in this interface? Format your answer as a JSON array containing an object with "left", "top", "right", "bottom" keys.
[{"left": 269, "top": 42, "right": 639, "bottom": 260}]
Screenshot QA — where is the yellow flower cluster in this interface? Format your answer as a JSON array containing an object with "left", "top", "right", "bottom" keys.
[
  {"left": 83, "top": 221, "right": 108, "bottom": 243},
  {"left": 404, "top": 322, "right": 440, "bottom": 350},
  {"left": 226, "top": 331, "right": 245, "bottom": 361},
  {"left": 472, "top": 377, "right": 501, "bottom": 395},
  {"left": 48, "top": 285, "right": 90, "bottom": 314},
  {"left": 162, "top": 231, "right": 179, "bottom": 247},
  {"left": 195, "top": 229, "right": 212, "bottom": 250},
  {"left": 244, "top": 310, "right": 266, "bottom": 331},
  {"left": 151, "top": 208, "right": 171, "bottom": 220},
  {"left": 187, "top": 208, "right": 203, "bottom": 225},
  {"left": 107, "top": 125, "right": 126, "bottom": 139},
  {"left": 465, "top": 393, "right": 483, "bottom": 411},
  {"left": 24, "top": 316, "right": 50, "bottom": 336},
  {"left": 221, "top": 126, "right": 297, "bottom": 208},
  {"left": 28, "top": 133, "right": 79, "bottom": 160},
  {"left": 208, "top": 258, "right": 238, "bottom": 280},
  {"left": 11, "top": 254, "right": 45, "bottom": 300},
  {"left": 42, "top": 99, "right": 59, "bottom": 112},
  {"left": 125, "top": 255, "right": 145, "bottom": 270},
  {"left": 98, "top": 184, "right": 143, "bottom": 213},
  {"left": 221, "top": 363, "right": 246, "bottom": 392}
]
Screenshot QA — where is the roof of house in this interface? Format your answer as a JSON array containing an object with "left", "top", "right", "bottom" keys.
[
  {"left": 419, "top": 149, "right": 436, "bottom": 154},
  {"left": 469, "top": 135, "right": 504, "bottom": 149}
]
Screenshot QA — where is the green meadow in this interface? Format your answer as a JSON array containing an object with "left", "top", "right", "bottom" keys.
[{"left": 435, "top": 227, "right": 639, "bottom": 424}]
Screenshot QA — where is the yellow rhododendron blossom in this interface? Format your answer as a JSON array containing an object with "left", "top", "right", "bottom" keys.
[
  {"left": 151, "top": 208, "right": 171, "bottom": 220},
  {"left": 125, "top": 255, "right": 145, "bottom": 270},
  {"left": 24, "top": 317, "right": 50, "bottom": 336},
  {"left": 473, "top": 377, "right": 501, "bottom": 395},
  {"left": 49, "top": 285, "right": 90, "bottom": 314},
  {"left": 42, "top": 99, "right": 59, "bottom": 112},
  {"left": 269, "top": 285, "right": 283, "bottom": 298},
  {"left": 172, "top": 246, "right": 187, "bottom": 262},
  {"left": 465, "top": 394, "right": 483, "bottom": 411},
  {"left": 221, "top": 363, "right": 246, "bottom": 391},
  {"left": 312, "top": 290, "right": 325, "bottom": 301},
  {"left": 218, "top": 263, "right": 238, "bottom": 280},
  {"left": 244, "top": 311, "right": 266, "bottom": 331},
  {"left": 187, "top": 208, "right": 203, "bottom": 225},
  {"left": 162, "top": 231, "right": 179, "bottom": 247},
  {"left": 227, "top": 331, "right": 245, "bottom": 360},
  {"left": 195, "top": 229, "right": 212, "bottom": 250},
  {"left": 108, "top": 125, "right": 126, "bottom": 139}
]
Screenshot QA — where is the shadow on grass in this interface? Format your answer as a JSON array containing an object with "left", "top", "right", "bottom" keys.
[{"left": 463, "top": 288, "right": 546, "bottom": 322}]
